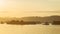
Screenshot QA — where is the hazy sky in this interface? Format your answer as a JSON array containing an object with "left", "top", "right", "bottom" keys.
[{"left": 0, "top": 0, "right": 60, "bottom": 17}]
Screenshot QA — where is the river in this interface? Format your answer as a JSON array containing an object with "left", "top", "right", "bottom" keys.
[{"left": 0, "top": 24, "right": 60, "bottom": 34}]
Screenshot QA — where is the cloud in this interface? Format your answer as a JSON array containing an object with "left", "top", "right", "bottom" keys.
[
  {"left": 35, "top": 11, "right": 60, "bottom": 13},
  {"left": 0, "top": 11, "right": 8, "bottom": 13},
  {"left": 23, "top": 11, "right": 60, "bottom": 13},
  {"left": 48, "top": 0, "right": 60, "bottom": 1}
]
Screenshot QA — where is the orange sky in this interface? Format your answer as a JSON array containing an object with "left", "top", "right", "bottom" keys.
[{"left": 0, "top": 0, "right": 60, "bottom": 17}]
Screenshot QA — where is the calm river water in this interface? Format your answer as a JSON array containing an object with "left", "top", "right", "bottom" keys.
[{"left": 0, "top": 24, "right": 60, "bottom": 34}]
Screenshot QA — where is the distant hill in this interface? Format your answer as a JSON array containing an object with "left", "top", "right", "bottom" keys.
[
  {"left": 0, "top": 15, "right": 60, "bottom": 23},
  {"left": 21, "top": 15, "right": 60, "bottom": 23}
]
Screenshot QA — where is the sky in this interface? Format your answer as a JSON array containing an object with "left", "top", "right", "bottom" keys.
[{"left": 0, "top": 0, "right": 60, "bottom": 17}]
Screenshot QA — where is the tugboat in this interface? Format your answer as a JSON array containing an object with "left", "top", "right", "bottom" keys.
[{"left": 43, "top": 22, "right": 49, "bottom": 25}]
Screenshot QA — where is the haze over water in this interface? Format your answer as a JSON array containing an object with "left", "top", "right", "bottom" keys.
[{"left": 0, "top": 0, "right": 60, "bottom": 34}]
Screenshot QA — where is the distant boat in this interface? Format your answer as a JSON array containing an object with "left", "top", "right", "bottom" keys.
[{"left": 42, "top": 22, "right": 49, "bottom": 25}]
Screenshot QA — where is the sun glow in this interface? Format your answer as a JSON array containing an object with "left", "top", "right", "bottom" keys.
[{"left": 0, "top": 0, "right": 6, "bottom": 6}]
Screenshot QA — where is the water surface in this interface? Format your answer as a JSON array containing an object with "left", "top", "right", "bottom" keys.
[{"left": 0, "top": 24, "right": 60, "bottom": 34}]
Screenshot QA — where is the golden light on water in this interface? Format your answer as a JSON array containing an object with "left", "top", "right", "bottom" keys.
[{"left": 0, "top": 24, "right": 60, "bottom": 34}]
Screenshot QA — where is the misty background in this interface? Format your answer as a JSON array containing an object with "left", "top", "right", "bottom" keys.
[{"left": 0, "top": 0, "right": 60, "bottom": 17}]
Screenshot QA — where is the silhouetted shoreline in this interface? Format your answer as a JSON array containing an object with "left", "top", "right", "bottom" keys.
[{"left": 0, "top": 15, "right": 60, "bottom": 25}]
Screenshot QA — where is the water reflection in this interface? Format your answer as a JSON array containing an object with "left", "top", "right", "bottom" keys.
[{"left": 0, "top": 24, "right": 60, "bottom": 34}]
